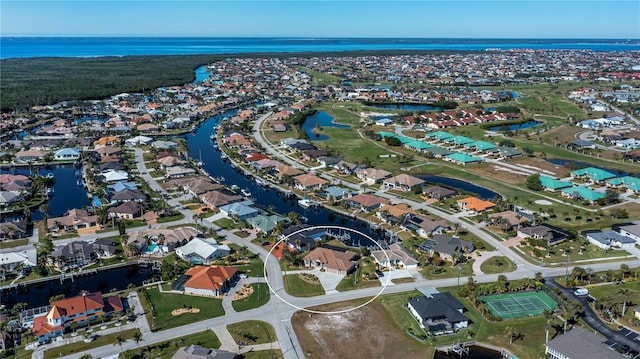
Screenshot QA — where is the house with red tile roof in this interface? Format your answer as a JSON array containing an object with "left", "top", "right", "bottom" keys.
[
  {"left": 32, "top": 292, "right": 123, "bottom": 343},
  {"left": 456, "top": 197, "right": 496, "bottom": 213},
  {"left": 183, "top": 265, "right": 238, "bottom": 297}
]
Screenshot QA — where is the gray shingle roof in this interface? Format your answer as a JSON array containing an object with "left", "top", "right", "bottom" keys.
[{"left": 545, "top": 327, "right": 626, "bottom": 359}]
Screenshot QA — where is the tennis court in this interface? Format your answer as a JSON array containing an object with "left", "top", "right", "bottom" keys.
[{"left": 480, "top": 291, "right": 557, "bottom": 319}]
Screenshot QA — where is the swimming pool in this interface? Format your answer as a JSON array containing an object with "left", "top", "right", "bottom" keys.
[{"left": 93, "top": 196, "right": 102, "bottom": 207}]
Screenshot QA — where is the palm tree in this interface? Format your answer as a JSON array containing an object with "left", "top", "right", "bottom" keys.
[
  {"left": 543, "top": 309, "right": 554, "bottom": 343},
  {"left": 115, "top": 335, "right": 126, "bottom": 351},
  {"left": 132, "top": 331, "right": 143, "bottom": 347},
  {"left": 505, "top": 325, "right": 516, "bottom": 345}
]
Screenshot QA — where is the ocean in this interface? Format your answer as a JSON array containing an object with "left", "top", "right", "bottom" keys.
[{"left": 1, "top": 37, "right": 639, "bottom": 59}]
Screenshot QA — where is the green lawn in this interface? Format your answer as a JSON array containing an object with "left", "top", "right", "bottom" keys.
[
  {"left": 519, "top": 243, "right": 631, "bottom": 265},
  {"left": 283, "top": 274, "right": 325, "bottom": 297},
  {"left": 420, "top": 260, "right": 474, "bottom": 280},
  {"left": 335, "top": 256, "right": 380, "bottom": 292},
  {"left": 140, "top": 288, "right": 224, "bottom": 331},
  {"left": 227, "top": 320, "right": 277, "bottom": 345},
  {"left": 241, "top": 349, "right": 284, "bottom": 359},
  {"left": 214, "top": 218, "right": 245, "bottom": 229},
  {"left": 120, "top": 330, "right": 221, "bottom": 359},
  {"left": 232, "top": 283, "right": 271, "bottom": 312},
  {"left": 43, "top": 328, "right": 140, "bottom": 359},
  {"left": 156, "top": 213, "right": 185, "bottom": 223},
  {"left": 480, "top": 256, "right": 517, "bottom": 274}
]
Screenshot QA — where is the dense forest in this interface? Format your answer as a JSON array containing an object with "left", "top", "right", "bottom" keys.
[{"left": 0, "top": 50, "right": 479, "bottom": 112}]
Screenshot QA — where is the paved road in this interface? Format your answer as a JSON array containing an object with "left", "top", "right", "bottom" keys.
[{"left": 545, "top": 278, "right": 640, "bottom": 350}]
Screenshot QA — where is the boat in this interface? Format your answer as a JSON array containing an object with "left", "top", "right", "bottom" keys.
[
  {"left": 214, "top": 176, "right": 225, "bottom": 183},
  {"left": 230, "top": 184, "right": 240, "bottom": 192},
  {"left": 241, "top": 188, "right": 252, "bottom": 197},
  {"left": 255, "top": 178, "right": 269, "bottom": 187},
  {"left": 210, "top": 133, "right": 216, "bottom": 140},
  {"left": 45, "top": 173, "right": 54, "bottom": 179},
  {"left": 195, "top": 161, "right": 204, "bottom": 168},
  {"left": 220, "top": 153, "right": 228, "bottom": 161},
  {"left": 298, "top": 198, "right": 318, "bottom": 209}
]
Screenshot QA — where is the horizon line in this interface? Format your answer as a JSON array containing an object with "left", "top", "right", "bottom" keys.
[{"left": 1, "top": 35, "right": 639, "bottom": 41}]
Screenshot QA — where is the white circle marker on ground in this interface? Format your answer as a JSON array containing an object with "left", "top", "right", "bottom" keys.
[
  {"left": 534, "top": 199, "right": 553, "bottom": 205},
  {"left": 263, "top": 225, "right": 391, "bottom": 314}
]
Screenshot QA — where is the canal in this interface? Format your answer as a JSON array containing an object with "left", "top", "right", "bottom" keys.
[
  {"left": 185, "top": 111, "right": 389, "bottom": 246},
  {"left": 0, "top": 264, "right": 154, "bottom": 308}
]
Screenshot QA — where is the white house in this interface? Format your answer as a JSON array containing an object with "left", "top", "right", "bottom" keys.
[
  {"left": 175, "top": 237, "right": 231, "bottom": 265},
  {"left": 53, "top": 148, "right": 81, "bottom": 161},
  {"left": 585, "top": 230, "right": 636, "bottom": 250},
  {"left": 618, "top": 223, "right": 640, "bottom": 243}
]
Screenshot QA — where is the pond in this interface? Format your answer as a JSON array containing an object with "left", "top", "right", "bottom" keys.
[
  {"left": 301, "top": 111, "right": 350, "bottom": 141},
  {"left": 367, "top": 103, "right": 442, "bottom": 111},
  {"left": 416, "top": 174, "right": 502, "bottom": 200},
  {"left": 488, "top": 120, "right": 543, "bottom": 131}
]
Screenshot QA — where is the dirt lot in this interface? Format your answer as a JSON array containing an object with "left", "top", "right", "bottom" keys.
[
  {"left": 540, "top": 125, "right": 584, "bottom": 145},
  {"left": 508, "top": 157, "right": 572, "bottom": 178},
  {"left": 291, "top": 301, "right": 428, "bottom": 359}
]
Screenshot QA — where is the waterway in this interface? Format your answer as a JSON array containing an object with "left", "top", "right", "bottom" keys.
[
  {"left": 367, "top": 103, "right": 442, "bottom": 111},
  {"left": 0, "top": 264, "right": 154, "bottom": 308},
  {"left": 301, "top": 111, "right": 350, "bottom": 140},
  {"left": 488, "top": 120, "right": 542, "bottom": 131},
  {"left": 416, "top": 175, "right": 501, "bottom": 200},
  {"left": 193, "top": 65, "right": 211, "bottom": 84},
  {"left": 185, "top": 110, "right": 388, "bottom": 247},
  {"left": 0, "top": 164, "right": 90, "bottom": 221}
]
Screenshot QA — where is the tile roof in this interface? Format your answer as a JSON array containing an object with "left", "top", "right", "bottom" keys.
[{"left": 184, "top": 265, "right": 238, "bottom": 291}]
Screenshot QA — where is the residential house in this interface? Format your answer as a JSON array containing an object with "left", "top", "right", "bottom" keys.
[
  {"left": 53, "top": 148, "right": 81, "bottom": 161},
  {"left": 151, "top": 140, "right": 178, "bottom": 150},
  {"left": 445, "top": 153, "right": 483, "bottom": 165},
  {"left": 49, "top": 240, "right": 115, "bottom": 269},
  {"left": 517, "top": 224, "right": 573, "bottom": 246},
  {"left": 419, "top": 235, "right": 475, "bottom": 262},
  {"left": 165, "top": 166, "right": 197, "bottom": 178},
  {"left": 246, "top": 214, "right": 290, "bottom": 235},
  {"left": 321, "top": 186, "right": 352, "bottom": 201},
  {"left": 183, "top": 265, "right": 238, "bottom": 297},
  {"left": 345, "top": 193, "right": 390, "bottom": 212},
  {"left": 422, "top": 186, "right": 457, "bottom": 200},
  {"left": 0, "top": 220, "right": 29, "bottom": 240},
  {"left": 14, "top": 150, "right": 48, "bottom": 163},
  {"left": 561, "top": 186, "right": 605, "bottom": 204},
  {"left": 617, "top": 223, "right": 640, "bottom": 243},
  {"left": 570, "top": 167, "right": 616, "bottom": 183},
  {"left": 281, "top": 225, "right": 327, "bottom": 251},
  {"left": 126, "top": 227, "right": 198, "bottom": 253},
  {"left": 382, "top": 174, "right": 425, "bottom": 192},
  {"left": 334, "top": 160, "right": 362, "bottom": 175},
  {"left": 456, "top": 197, "right": 495, "bottom": 213},
  {"left": 408, "top": 293, "right": 469, "bottom": 335},
  {"left": 218, "top": 202, "right": 260, "bottom": 221},
  {"left": 544, "top": 327, "right": 626, "bottom": 359},
  {"left": 171, "top": 345, "right": 237, "bottom": 359},
  {"left": 377, "top": 203, "right": 416, "bottom": 224},
  {"left": 370, "top": 242, "right": 419, "bottom": 269},
  {"left": 293, "top": 173, "right": 327, "bottom": 192},
  {"left": 303, "top": 246, "right": 357, "bottom": 274},
  {"left": 47, "top": 209, "right": 98, "bottom": 233},
  {"left": 401, "top": 214, "right": 451, "bottom": 238},
  {"left": 539, "top": 176, "right": 573, "bottom": 192},
  {"left": 200, "top": 190, "right": 242, "bottom": 210},
  {"left": 0, "top": 249, "right": 37, "bottom": 277},
  {"left": 97, "top": 169, "right": 129, "bottom": 183},
  {"left": 487, "top": 211, "right": 530, "bottom": 230},
  {"left": 185, "top": 178, "right": 222, "bottom": 196},
  {"left": 175, "top": 237, "right": 231, "bottom": 265},
  {"left": 107, "top": 201, "right": 143, "bottom": 219},
  {"left": 355, "top": 168, "right": 392, "bottom": 185},
  {"left": 584, "top": 230, "right": 636, "bottom": 250},
  {"left": 32, "top": 292, "right": 123, "bottom": 343},
  {"left": 110, "top": 189, "right": 146, "bottom": 204}
]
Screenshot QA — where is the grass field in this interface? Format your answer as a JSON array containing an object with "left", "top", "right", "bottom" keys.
[
  {"left": 227, "top": 320, "right": 277, "bottom": 345},
  {"left": 43, "top": 329, "right": 140, "bottom": 359},
  {"left": 480, "top": 256, "right": 517, "bottom": 274},
  {"left": 335, "top": 257, "right": 381, "bottom": 291},
  {"left": 283, "top": 274, "right": 325, "bottom": 297},
  {"left": 119, "top": 330, "right": 221, "bottom": 359},
  {"left": 141, "top": 288, "right": 224, "bottom": 331},
  {"left": 420, "top": 260, "right": 474, "bottom": 280},
  {"left": 232, "top": 283, "right": 270, "bottom": 312}
]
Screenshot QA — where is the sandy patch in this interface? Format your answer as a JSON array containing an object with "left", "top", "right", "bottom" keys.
[
  {"left": 171, "top": 307, "right": 200, "bottom": 316},
  {"left": 534, "top": 199, "right": 553, "bottom": 205}
]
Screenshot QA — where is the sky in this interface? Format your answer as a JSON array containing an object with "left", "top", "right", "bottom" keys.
[{"left": 1, "top": 1, "right": 639, "bottom": 39}]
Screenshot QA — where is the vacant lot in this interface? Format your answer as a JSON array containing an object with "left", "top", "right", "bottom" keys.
[{"left": 291, "top": 299, "right": 428, "bottom": 359}]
